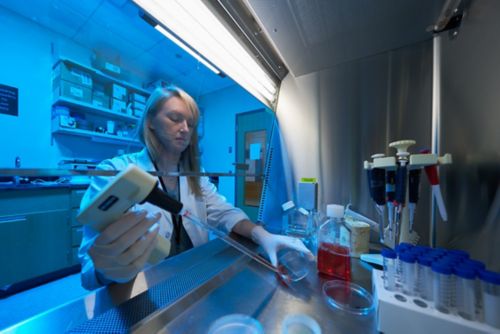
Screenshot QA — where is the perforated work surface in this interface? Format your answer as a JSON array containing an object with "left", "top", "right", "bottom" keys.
[{"left": 68, "top": 256, "right": 232, "bottom": 333}]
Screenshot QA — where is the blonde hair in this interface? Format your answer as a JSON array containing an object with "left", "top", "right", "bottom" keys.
[{"left": 138, "top": 86, "right": 202, "bottom": 197}]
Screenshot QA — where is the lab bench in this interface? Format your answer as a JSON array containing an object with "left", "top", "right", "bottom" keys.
[
  {"left": 2, "top": 237, "right": 377, "bottom": 333},
  {"left": 0, "top": 185, "right": 87, "bottom": 292}
]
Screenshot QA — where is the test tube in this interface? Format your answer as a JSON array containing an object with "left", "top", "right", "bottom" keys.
[
  {"left": 399, "top": 253, "right": 417, "bottom": 296},
  {"left": 382, "top": 248, "right": 397, "bottom": 291},
  {"left": 463, "top": 259, "right": 486, "bottom": 320},
  {"left": 395, "top": 244, "right": 412, "bottom": 286},
  {"left": 454, "top": 266, "right": 477, "bottom": 320},
  {"left": 417, "top": 256, "right": 434, "bottom": 301},
  {"left": 479, "top": 270, "right": 500, "bottom": 329},
  {"left": 432, "top": 262, "right": 454, "bottom": 313}
]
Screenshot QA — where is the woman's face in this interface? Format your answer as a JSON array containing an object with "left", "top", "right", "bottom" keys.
[{"left": 149, "top": 96, "right": 195, "bottom": 156}]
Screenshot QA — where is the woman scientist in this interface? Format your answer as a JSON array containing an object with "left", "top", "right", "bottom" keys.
[{"left": 78, "top": 86, "right": 312, "bottom": 290}]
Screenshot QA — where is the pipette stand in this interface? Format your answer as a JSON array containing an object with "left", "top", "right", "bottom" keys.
[
  {"left": 373, "top": 269, "right": 500, "bottom": 334},
  {"left": 364, "top": 140, "right": 452, "bottom": 248}
]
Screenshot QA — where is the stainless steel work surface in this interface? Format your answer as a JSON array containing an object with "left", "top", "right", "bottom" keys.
[{"left": 5, "top": 238, "right": 377, "bottom": 333}]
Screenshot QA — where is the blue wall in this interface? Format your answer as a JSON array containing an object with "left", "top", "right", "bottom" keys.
[
  {"left": 199, "top": 86, "right": 266, "bottom": 204},
  {"left": 0, "top": 5, "right": 264, "bottom": 206},
  {"left": 0, "top": 6, "right": 141, "bottom": 168}
]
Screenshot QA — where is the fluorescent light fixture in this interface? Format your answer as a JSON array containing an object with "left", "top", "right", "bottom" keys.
[
  {"left": 155, "top": 25, "right": 221, "bottom": 75},
  {"left": 134, "top": 0, "right": 278, "bottom": 107}
]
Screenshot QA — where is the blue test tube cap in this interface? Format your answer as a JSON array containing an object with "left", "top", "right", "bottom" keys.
[
  {"left": 440, "top": 254, "right": 465, "bottom": 264},
  {"left": 411, "top": 245, "right": 430, "bottom": 255},
  {"left": 463, "top": 259, "right": 486, "bottom": 272},
  {"left": 428, "top": 249, "right": 446, "bottom": 258},
  {"left": 417, "top": 256, "right": 433, "bottom": 267},
  {"left": 431, "top": 262, "right": 452, "bottom": 275},
  {"left": 381, "top": 248, "right": 397, "bottom": 259},
  {"left": 399, "top": 242, "right": 414, "bottom": 250},
  {"left": 479, "top": 270, "right": 500, "bottom": 285},
  {"left": 399, "top": 252, "right": 417, "bottom": 263},
  {"left": 448, "top": 249, "right": 470, "bottom": 259},
  {"left": 453, "top": 266, "right": 476, "bottom": 279},
  {"left": 434, "top": 247, "right": 448, "bottom": 254}
]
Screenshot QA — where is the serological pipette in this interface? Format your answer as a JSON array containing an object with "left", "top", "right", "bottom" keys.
[{"left": 145, "top": 187, "right": 304, "bottom": 282}]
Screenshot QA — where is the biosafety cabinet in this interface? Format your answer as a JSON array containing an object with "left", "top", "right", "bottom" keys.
[{"left": 0, "top": 0, "right": 499, "bottom": 333}]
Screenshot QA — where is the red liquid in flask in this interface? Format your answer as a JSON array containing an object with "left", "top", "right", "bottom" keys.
[{"left": 317, "top": 242, "right": 351, "bottom": 280}]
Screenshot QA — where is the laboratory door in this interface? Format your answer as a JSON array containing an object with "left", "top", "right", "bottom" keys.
[{"left": 235, "top": 109, "right": 274, "bottom": 221}]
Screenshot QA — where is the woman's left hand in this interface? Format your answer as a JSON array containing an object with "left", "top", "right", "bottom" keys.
[{"left": 251, "top": 225, "right": 315, "bottom": 267}]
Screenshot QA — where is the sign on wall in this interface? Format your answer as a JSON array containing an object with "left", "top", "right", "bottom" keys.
[{"left": 0, "top": 84, "right": 18, "bottom": 116}]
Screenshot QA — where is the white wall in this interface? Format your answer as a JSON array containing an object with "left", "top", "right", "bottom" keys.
[
  {"left": 199, "top": 85, "right": 266, "bottom": 204},
  {"left": 0, "top": 6, "right": 141, "bottom": 168}
]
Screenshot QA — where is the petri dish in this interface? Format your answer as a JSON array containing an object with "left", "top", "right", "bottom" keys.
[
  {"left": 322, "top": 280, "right": 375, "bottom": 316},
  {"left": 282, "top": 314, "right": 322, "bottom": 334},
  {"left": 207, "top": 314, "right": 263, "bottom": 334},
  {"left": 278, "top": 250, "right": 310, "bottom": 282}
]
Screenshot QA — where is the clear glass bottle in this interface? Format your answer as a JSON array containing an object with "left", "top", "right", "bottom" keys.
[
  {"left": 282, "top": 201, "right": 318, "bottom": 253},
  {"left": 317, "top": 204, "right": 351, "bottom": 280},
  {"left": 282, "top": 201, "right": 310, "bottom": 237}
]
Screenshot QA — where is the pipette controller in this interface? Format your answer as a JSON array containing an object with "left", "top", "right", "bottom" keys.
[{"left": 78, "top": 164, "right": 302, "bottom": 282}]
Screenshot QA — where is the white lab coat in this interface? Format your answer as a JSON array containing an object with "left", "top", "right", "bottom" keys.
[{"left": 78, "top": 148, "right": 249, "bottom": 290}]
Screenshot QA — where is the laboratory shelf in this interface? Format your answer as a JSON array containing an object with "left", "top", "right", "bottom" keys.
[
  {"left": 52, "top": 125, "right": 142, "bottom": 147},
  {"left": 53, "top": 58, "right": 150, "bottom": 96},
  {"left": 52, "top": 96, "right": 139, "bottom": 122}
]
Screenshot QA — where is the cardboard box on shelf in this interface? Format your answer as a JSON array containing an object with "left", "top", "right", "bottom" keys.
[
  {"left": 131, "top": 100, "right": 146, "bottom": 111},
  {"left": 132, "top": 108, "right": 144, "bottom": 118},
  {"left": 53, "top": 62, "right": 93, "bottom": 88},
  {"left": 111, "top": 98, "right": 127, "bottom": 114},
  {"left": 112, "top": 83, "right": 127, "bottom": 101},
  {"left": 53, "top": 78, "right": 92, "bottom": 103},
  {"left": 92, "top": 93, "right": 110, "bottom": 109},
  {"left": 129, "top": 92, "right": 147, "bottom": 104}
]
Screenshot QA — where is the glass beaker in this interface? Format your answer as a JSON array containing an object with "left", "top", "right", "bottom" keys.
[{"left": 317, "top": 204, "right": 351, "bottom": 281}]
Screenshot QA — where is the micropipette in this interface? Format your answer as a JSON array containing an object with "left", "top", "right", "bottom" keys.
[
  {"left": 368, "top": 167, "right": 387, "bottom": 243},
  {"left": 386, "top": 170, "right": 396, "bottom": 241},
  {"left": 394, "top": 161, "right": 407, "bottom": 245},
  {"left": 408, "top": 169, "right": 421, "bottom": 232}
]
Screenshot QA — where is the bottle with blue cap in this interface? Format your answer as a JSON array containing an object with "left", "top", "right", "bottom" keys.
[
  {"left": 432, "top": 261, "right": 454, "bottom": 313},
  {"left": 381, "top": 248, "right": 397, "bottom": 291},
  {"left": 454, "top": 265, "right": 477, "bottom": 321},
  {"left": 479, "top": 270, "right": 500, "bottom": 329}
]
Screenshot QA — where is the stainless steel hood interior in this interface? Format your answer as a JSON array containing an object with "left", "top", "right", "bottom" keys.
[{"left": 244, "top": 0, "right": 446, "bottom": 77}]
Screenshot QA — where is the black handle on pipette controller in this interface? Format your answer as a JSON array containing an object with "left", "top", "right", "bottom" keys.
[
  {"left": 142, "top": 183, "right": 184, "bottom": 214},
  {"left": 409, "top": 169, "right": 421, "bottom": 204},
  {"left": 371, "top": 168, "right": 386, "bottom": 206},
  {"left": 395, "top": 165, "right": 407, "bottom": 205}
]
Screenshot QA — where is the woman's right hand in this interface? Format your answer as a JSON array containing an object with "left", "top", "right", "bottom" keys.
[{"left": 88, "top": 210, "right": 161, "bottom": 284}]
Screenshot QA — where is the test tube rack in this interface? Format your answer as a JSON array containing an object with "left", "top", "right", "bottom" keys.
[
  {"left": 364, "top": 139, "right": 452, "bottom": 248},
  {"left": 372, "top": 270, "right": 500, "bottom": 334}
]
